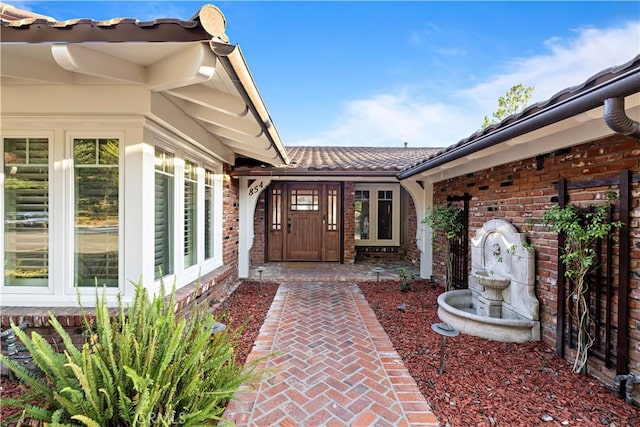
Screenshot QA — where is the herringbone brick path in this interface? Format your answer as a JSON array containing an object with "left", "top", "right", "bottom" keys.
[{"left": 223, "top": 282, "right": 439, "bottom": 426}]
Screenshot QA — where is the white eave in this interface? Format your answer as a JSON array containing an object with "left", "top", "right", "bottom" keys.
[{"left": 0, "top": 39, "right": 289, "bottom": 167}]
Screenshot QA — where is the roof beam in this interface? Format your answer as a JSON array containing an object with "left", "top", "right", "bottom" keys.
[
  {"left": 148, "top": 92, "right": 234, "bottom": 164},
  {"left": 147, "top": 43, "right": 215, "bottom": 91},
  {"left": 204, "top": 123, "right": 264, "bottom": 145},
  {"left": 185, "top": 102, "right": 262, "bottom": 136},
  {"left": 232, "top": 146, "right": 280, "bottom": 165},
  {"left": 166, "top": 86, "right": 248, "bottom": 117},
  {"left": 1, "top": 51, "right": 74, "bottom": 84},
  {"left": 52, "top": 44, "right": 146, "bottom": 84},
  {"left": 217, "top": 135, "right": 272, "bottom": 152}
]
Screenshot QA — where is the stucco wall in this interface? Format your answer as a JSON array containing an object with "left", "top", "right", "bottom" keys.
[{"left": 429, "top": 134, "right": 640, "bottom": 387}]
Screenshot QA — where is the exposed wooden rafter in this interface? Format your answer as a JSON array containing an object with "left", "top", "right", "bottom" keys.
[
  {"left": 166, "top": 86, "right": 248, "bottom": 117},
  {"left": 148, "top": 92, "right": 234, "bottom": 165},
  {"left": 52, "top": 44, "right": 146, "bottom": 84}
]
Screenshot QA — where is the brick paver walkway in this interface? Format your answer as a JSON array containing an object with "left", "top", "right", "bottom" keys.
[{"left": 223, "top": 282, "right": 439, "bottom": 426}]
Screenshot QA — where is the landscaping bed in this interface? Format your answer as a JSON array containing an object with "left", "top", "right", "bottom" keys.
[
  {"left": 2, "top": 279, "right": 638, "bottom": 426},
  {"left": 359, "top": 280, "right": 639, "bottom": 426}
]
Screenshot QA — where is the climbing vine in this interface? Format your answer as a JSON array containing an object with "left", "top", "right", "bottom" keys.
[
  {"left": 541, "top": 191, "right": 621, "bottom": 374},
  {"left": 422, "top": 204, "right": 463, "bottom": 292}
]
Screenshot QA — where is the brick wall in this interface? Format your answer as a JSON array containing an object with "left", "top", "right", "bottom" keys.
[
  {"left": 248, "top": 181, "right": 420, "bottom": 265},
  {"left": 429, "top": 135, "right": 640, "bottom": 388},
  {"left": 2, "top": 165, "right": 241, "bottom": 357},
  {"left": 251, "top": 191, "right": 266, "bottom": 264},
  {"left": 222, "top": 164, "right": 239, "bottom": 271},
  {"left": 1, "top": 264, "right": 238, "bottom": 349},
  {"left": 405, "top": 195, "right": 420, "bottom": 266},
  {"left": 343, "top": 182, "right": 356, "bottom": 264}
]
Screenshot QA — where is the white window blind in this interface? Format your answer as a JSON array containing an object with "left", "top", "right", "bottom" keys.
[
  {"left": 155, "top": 148, "right": 174, "bottom": 279},
  {"left": 3, "top": 138, "right": 49, "bottom": 286},
  {"left": 73, "top": 138, "right": 119, "bottom": 287}
]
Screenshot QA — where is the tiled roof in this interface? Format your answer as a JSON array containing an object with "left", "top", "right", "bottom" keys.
[
  {"left": 287, "top": 146, "right": 441, "bottom": 171},
  {"left": 0, "top": 13, "right": 210, "bottom": 43},
  {"left": 398, "top": 54, "right": 640, "bottom": 179},
  {"left": 233, "top": 146, "right": 442, "bottom": 176}
]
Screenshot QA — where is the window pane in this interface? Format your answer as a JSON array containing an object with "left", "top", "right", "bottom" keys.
[
  {"left": 290, "top": 189, "right": 319, "bottom": 211},
  {"left": 4, "top": 138, "right": 49, "bottom": 286},
  {"left": 184, "top": 161, "right": 198, "bottom": 268},
  {"left": 355, "top": 190, "right": 369, "bottom": 240},
  {"left": 74, "top": 139, "right": 119, "bottom": 287},
  {"left": 377, "top": 190, "right": 393, "bottom": 240},
  {"left": 327, "top": 189, "right": 337, "bottom": 231},
  {"left": 155, "top": 149, "right": 174, "bottom": 279},
  {"left": 204, "top": 169, "right": 214, "bottom": 259},
  {"left": 271, "top": 188, "right": 282, "bottom": 230}
]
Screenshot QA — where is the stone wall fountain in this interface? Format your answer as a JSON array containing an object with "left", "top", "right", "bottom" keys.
[{"left": 437, "top": 219, "right": 540, "bottom": 342}]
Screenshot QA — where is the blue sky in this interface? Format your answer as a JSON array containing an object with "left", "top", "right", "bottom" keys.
[{"left": 13, "top": 1, "right": 640, "bottom": 147}]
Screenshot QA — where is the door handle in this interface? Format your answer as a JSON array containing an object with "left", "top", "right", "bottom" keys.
[{"left": 287, "top": 221, "right": 291, "bottom": 234}]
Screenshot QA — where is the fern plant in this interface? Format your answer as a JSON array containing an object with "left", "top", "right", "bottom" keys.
[{"left": 0, "top": 281, "right": 257, "bottom": 426}]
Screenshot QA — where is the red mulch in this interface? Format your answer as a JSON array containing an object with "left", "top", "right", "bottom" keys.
[
  {"left": 2, "top": 280, "right": 638, "bottom": 426},
  {"left": 359, "top": 280, "right": 640, "bottom": 427}
]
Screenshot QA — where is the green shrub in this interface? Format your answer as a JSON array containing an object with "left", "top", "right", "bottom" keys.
[{"left": 0, "top": 282, "right": 256, "bottom": 426}]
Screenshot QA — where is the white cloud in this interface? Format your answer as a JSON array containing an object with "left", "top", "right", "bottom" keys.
[
  {"left": 294, "top": 91, "right": 476, "bottom": 147},
  {"left": 291, "top": 22, "right": 640, "bottom": 148}
]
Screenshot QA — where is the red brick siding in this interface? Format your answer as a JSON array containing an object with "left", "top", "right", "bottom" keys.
[
  {"left": 251, "top": 191, "right": 267, "bottom": 264},
  {"left": 405, "top": 194, "right": 420, "bottom": 266},
  {"left": 222, "top": 165, "right": 239, "bottom": 271},
  {"left": 1, "top": 264, "right": 238, "bottom": 347},
  {"left": 2, "top": 165, "right": 241, "bottom": 352},
  {"left": 343, "top": 182, "right": 356, "bottom": 264},
  {"left": 430, "top": 135, "right": 640, "bottom": 386}
]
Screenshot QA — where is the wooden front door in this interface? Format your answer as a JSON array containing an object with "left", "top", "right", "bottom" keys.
[{"left": 267, "top": 182, "right": 341, "bottom": 262}]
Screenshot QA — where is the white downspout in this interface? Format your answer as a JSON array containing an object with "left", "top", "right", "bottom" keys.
[{"left": 238, "top": 176, "right": 272, "bottom": 278}]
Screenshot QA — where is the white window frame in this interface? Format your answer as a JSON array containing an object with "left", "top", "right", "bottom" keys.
[
  {"left": 66, "top": 132, "right": 125, "bottom": 300},
  {"left": 0, "top": 131, "right": 125, "bottom": 302},
  {"left": 152, "top": 142, "right": 224, "bottom": 290},
  {"left": 354, "top": 183, "right": 400, "bottom": 246},
  {"left": 0, "top": 131, "right": 55, "bottom": 296}
]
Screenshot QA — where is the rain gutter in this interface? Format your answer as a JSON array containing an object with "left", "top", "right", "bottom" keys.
[
  {"left": 397, "top": 63, "right": 640, "bottom": 180},
  {"left": 230, "top": 168, "right": 403, "bottom": 178},
  {"left": 209, "top": 41, "right": 290, "bottom": 166}
]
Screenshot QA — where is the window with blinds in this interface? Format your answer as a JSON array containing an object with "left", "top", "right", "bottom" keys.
[
  {"left": 73, "top": 139, "right": 119, "bottom": 287},
  {"left": 155, "top": 149, "right": 174, "bottom": 279},
  {"left": 3, "top": 138, "right": 49, "bottom": 286},
  {"left": 184, "top": 160, "right": 198, "bottom": 268},
  {"left": 204, "top": 169, "right": 215, "bottom": 260}
]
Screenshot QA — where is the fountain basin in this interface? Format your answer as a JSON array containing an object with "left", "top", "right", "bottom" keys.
[
  {"left": 437, "top": 289, "right": 540, "bottom": 342},
  {"left": 473, "top": 270, "right": 510, "bottom": 301}
]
